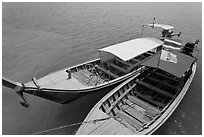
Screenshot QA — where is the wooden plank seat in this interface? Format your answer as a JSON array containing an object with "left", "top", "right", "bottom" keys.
[
  {"left": 128, "top": 95, "right": 161, "bottom": 117},
  {"left": 106, "top": 62, "right": 127, "bottom": 73},
  {"left": 153, "top": 71, "right": 179, "bottom": 82},
  {"left": 95, "top": 65, "right": 119, "bottom": 79},
  {"left": 124, "top": 99, "right": 155, "bottom": 119},
  {"left": 131, "top": 90, "right": 166, "bottom": 108},
  {"left": 120, "top": 105, "right": 151, "bottom": 124},
  {"left": 138, "top": 81, "right": 174, "bottom": 98},
  {"left": 147, "top": 76, "right": 176, "bottom": 89},
  {"left": 115, "top": 109, "right": 143, "bottom": 131}
]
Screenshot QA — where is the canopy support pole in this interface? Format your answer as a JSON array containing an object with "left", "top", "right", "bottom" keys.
[{"left": 140, "top": 25, "right": 145, "bottom": 38}]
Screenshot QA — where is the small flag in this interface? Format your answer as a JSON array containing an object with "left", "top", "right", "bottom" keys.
[
  {"left": 164, "top": 38, "right": 181, "bottom": 48},
  {"left": 160, "top": 50, "right": 177, "bottom": 64}
]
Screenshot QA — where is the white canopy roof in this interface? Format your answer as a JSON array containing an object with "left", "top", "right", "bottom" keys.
[
  {"left": 148, "top": 23, "right": 174, "bottom": 30},
  {"left": 99, "top": 37, "right": 163, "bottom": 61}
]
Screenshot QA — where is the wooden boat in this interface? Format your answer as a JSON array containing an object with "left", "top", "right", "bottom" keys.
[
  {"left": 2, "top": 37, "right": 163, "bottom": 105},
  {"left": 76, "top": 22, "right": 199, "bottom": 134},
  {"left": 76, "top": 46, "right": 197, "bottom": 135}
]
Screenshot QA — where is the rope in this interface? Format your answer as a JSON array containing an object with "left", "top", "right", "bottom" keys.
[{"left": 32, "top": 116, "right": 111, "bottom": 135}]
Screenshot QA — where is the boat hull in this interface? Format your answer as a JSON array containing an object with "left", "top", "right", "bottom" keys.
[
  {"left": 23, "top": 66, "right": 146, "bottom": 103},
  {"left": 76, "top": 62, "right": 197, "bottom": 135}
]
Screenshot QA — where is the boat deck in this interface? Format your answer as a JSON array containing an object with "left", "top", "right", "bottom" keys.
[
  {"left": 25, "top": 70, "right": 89, "bottom": 90},
  {"left": 77, "top": 108, "right": 134, "bottom": 135}
]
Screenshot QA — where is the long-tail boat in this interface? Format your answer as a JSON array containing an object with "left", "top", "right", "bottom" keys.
[
  {"left": 76, "top": 22, "right": 199, "bottom": 135},
  {"left": 3, "top": 37, "right": 163, "bottom": 106}
]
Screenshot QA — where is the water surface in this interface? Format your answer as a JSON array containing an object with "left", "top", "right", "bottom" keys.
[{"left": 2, "top": 2, "right": 202, "bottom": 135}]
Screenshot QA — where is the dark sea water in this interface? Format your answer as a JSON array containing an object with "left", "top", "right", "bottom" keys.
[{"left": 2, "top": 2, "right": 202, "bottom": 135}]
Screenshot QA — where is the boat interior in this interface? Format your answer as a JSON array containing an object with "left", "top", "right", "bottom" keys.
[
  {"left": 98, "top": 66, "right": 192, "bottom": 132},
  {"left": 69, "top": 50, "right": 157, "bottom": 87},
  {"left": 26, "top": 48, "right": 159, "bottom": 90}
]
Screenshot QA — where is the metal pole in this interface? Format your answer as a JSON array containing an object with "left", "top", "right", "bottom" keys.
[
  {"left": 157, "top": 48, "right": 162, "bottom": 69},
  {"left": 141, "top": 25, "right": 145, "bottom": 38}
]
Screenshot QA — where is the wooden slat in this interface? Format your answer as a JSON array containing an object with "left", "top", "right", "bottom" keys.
[
  {"left": 115, "top": 58, "right": 131, "bottom": 67},
  {"left": 127, "top": 61, "right": 142, "bottom": 72},
  {"left": 138, "top": 81, "right": 174, "bottom": 98},
  {"left": 116, "top": 110, "right": 143, "bottom": 130},
  {"left": 139, "top": 54, "right": 147, "bottom": 59},
  {"left": 121, "top": 105, "right": 151, "bottom": 124},
  {"left": 128, "top": 96, "right": 161, "bottom": 117},
  {"left": 127, "top": 52, "right": 159, "bottom": 72},
  {"left": 124, "top": 99, "right": 154, "bottom": 119},
  {"left": 147, "top": 51, "right": 155, "bottom": 55},
  {"left": 146, "top": 51, "right": 155, "bottom": 55},
  {"left": 124, "top": 99, "right": 146, "bottom": 112},
  {"left": 131, "top": 91, "right": 166, "bottom": 108},
  {"left": 106, "top": 62, "right": 127, "bottom": 73},
  {"left": 106, "top": 83, "right": 137, "bottom": 114},
  {"left": 143, "top": 52, "right": 151, "bottom": 56},
  {"left": 131, "top": 58, "right": 140, "bottom": 62},
  {"left": 147, "top": 76, "right": 176, "bottom": 89},
  {"left": 95, "top": 65, "right": 119, "bottom": 79},
  {"left": 153, "top": 71, "right": 179, "bottom": 82}
]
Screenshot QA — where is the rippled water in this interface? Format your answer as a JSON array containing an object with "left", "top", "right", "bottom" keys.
[{"left": 2, "top": 2, "right": 202, "bottom": 135}]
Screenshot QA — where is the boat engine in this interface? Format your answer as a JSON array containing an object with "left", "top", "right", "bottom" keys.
[{"left": 181, "top": 40, "right": 199, "bottom": 56}]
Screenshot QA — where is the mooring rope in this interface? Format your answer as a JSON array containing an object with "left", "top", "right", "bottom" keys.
[{"left": 32, "top": 116, "right": 111, "bottom": 135}]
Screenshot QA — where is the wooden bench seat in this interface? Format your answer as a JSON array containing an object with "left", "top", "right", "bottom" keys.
[
  {"left": 121, "top": 105, "right": 151, "bottom": 124},
  {"left": 115, "top": 110, "right": 143, "bottom": 131},
  {"left": 95, "top": 65, "right": 119, "bottom": 79},
  {"left": 128, "top": 95, "right": 161, "bottom": 117},
  {"left": 153, "top": 71, "right": 179, "bottom": 82},
  {"left": 147, "top": 76, "right": 176, "bottom": 89},
  {"left": 131, "top": 90, "right": 166, "bottom": 108},
  {"left": 124, "top": 99, "right": 155, "bottom": 119},
  {"left": 138, "top": 81, "right": 174, "bottom": 98},
  {"left": 106, "top": 62, "right": 127, "bottom": 73}
]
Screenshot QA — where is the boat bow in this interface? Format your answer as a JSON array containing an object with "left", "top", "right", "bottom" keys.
[{"left": 2, "top": 76, "right": 29, "bottom": 107}]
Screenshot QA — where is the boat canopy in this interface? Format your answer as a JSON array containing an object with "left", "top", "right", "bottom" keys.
[
  {"left": 141, "top": 50, "right": 196, "bottom": 77},
  {"left": 148, "top": 23, "right": 174, "bottom": 30},
  {"left": 99, "top": 37, "right": 163, "bottom": 61}
]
